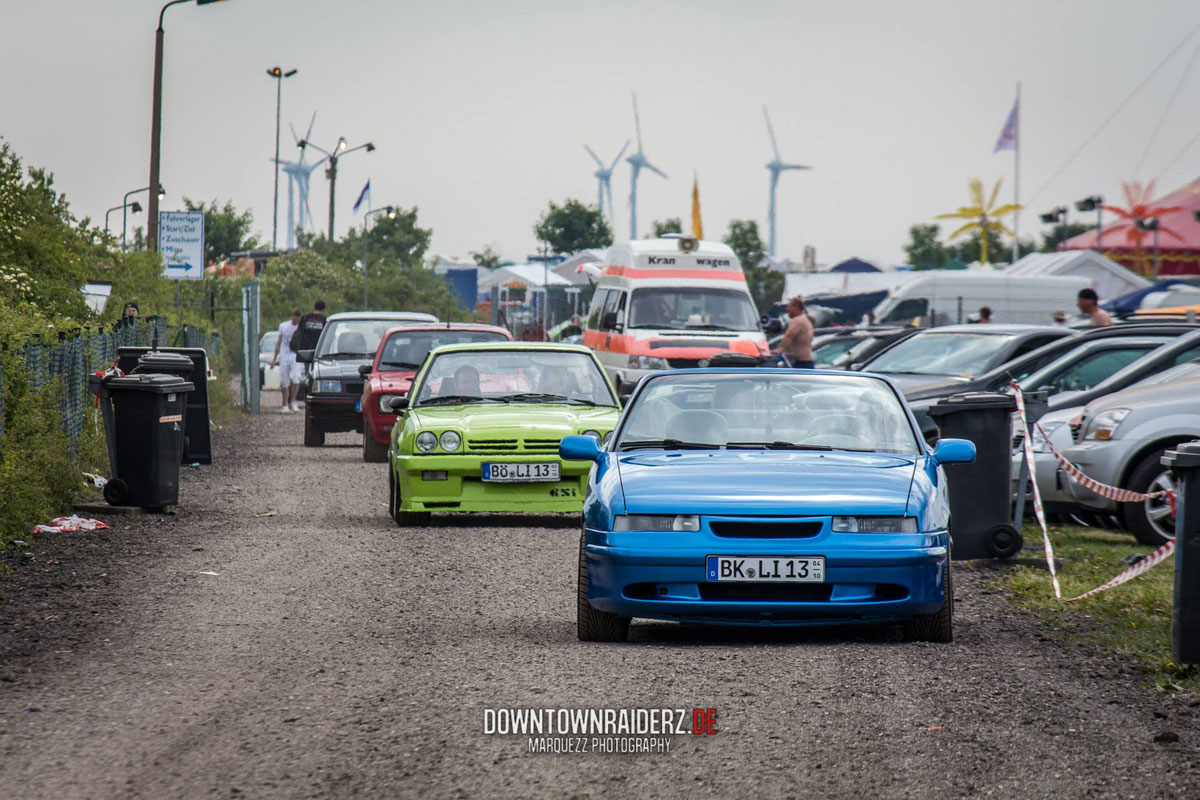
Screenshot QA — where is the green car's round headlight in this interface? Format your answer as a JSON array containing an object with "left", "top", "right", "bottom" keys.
[
  {"left": 439, "top": 431, "right": 461, "bottom": 452},
  {"left": 601, "top": 431, "right": 613, "bottom": 446},
  {"left": 416, "top": 431, "right": 437, "bottom": 453},
  {"left": 582, "top": 430, "right": 602, "bottom": 445}
]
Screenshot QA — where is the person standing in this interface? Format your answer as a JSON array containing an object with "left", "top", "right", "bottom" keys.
[
  {"left": 1076, "top": 289, "right": 1113, "bottom": 327},
  {"left": 271, "top": 309, "right": 303, "bottom": 413},
  {"left": 978, "top": 306, "right": 992, "bottom": 323},
  {"left": 776, "top": 295, "right": 815, "bottom": 368},
  {"left": 293, "top": 299, "right": 328, "bottom": 353},
  {"left": 1052, "top": 308, "right": 1070, "bottom": 327}
]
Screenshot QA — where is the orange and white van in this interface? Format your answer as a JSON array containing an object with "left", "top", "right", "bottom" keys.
[{"left": 582, "top": 236, "right": 770, "bottom": 392}]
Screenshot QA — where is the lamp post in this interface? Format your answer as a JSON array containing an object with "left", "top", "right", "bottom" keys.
[
  {"left": 1075, "top": 195, "right": 1104, "bottom": 253},
  {"left": 361, "top": 205, "right": 396, "bottom": 310},
  {"left": 106, "top": 201, "right": 142, "bottom": 234},
  {"left": 147, "top": 0, "right": 230, "bottom": 252},
  {"left": 124, "top": 184, "right": 165, "bottom": 250},
  {"left": 297, "top": 136, "right": 375, "bottom": 241},
  {"left": 1039, "top": 206, "right": 1069, "bottom": 252},
  {"left": 267, "top": 66, "right": 298, "bottom": 250},
  {"left": 1137, "top": 217, "right": 1162, "bottom": 278}
]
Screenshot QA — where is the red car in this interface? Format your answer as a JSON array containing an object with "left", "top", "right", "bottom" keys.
[{"left": 359, "top": 322, "right": 512, "bottom": 461}]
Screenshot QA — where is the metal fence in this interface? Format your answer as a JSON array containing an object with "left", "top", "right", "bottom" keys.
[{"left": 0, "top": 317, "right": 220, "bottom": 448}]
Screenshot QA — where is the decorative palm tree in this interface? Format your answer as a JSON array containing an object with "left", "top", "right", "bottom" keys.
[
  {"left": 935, "top": 178, "right": 1021, "bottom": 264},
  {"left": 1101, "top": 180, "right": 1183, "bottom": 274}
]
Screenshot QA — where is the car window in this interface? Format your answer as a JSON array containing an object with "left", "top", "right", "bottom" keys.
[
  {"left": 259, "top": 331, "right": 279, "bottom": 354},
  {"left": 813, "top": 338, "right": 858, "bottom": 364},
  {"left": 414, "top": 349, "right": 616, "bottom": 407},
  {"left": 1032, "top": 347, "right": 1151, "bottom": 394},
  {"left": 316, "top": 319, "right": 394, "bottom": 358},
  {"left": 600, "top": 290, "right": 622, "bottom": 329},
  {"left": 864, "top": 332, "right": 1014, "bottom": 377},
  {"left": 1173, "top": 343, "right": 1200, "bottom": 365},
  {"left": 879, "top": 298, "right": 928, "bottom": 324},
  {"left": 616, "top": 373, "right": 920, "bottom": 454},
  {"left": 379, "top": 330, "right": 507, "bottom": 369},
  {"left": 586, "top": 289, "right": 610, "bottom": 330},
  {"left": 1011, "top": 334, "right": 1065, "bottom": 359}
]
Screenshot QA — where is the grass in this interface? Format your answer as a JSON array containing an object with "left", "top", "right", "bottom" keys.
[{"left": 995, "top": 523, "right": 1197, "bottom": 692}]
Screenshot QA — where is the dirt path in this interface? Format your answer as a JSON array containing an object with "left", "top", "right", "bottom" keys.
[{"left": 2, "top": 400, "right": 1199, "bottom": 799}]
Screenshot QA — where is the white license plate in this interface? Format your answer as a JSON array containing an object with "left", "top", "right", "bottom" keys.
[
  {"left": 482, "top": 462, "right": 560, "bottom": 482},
  {"left": 706, "top": 556, "right": 825, "bottom": 582}
]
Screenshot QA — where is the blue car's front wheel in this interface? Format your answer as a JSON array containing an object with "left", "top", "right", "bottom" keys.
[
  {"left": 577, "top": 535, "right": 629, "bottom": 643},
  {"left": 902, "top": 560, "right": 953, "bottom": 643}
]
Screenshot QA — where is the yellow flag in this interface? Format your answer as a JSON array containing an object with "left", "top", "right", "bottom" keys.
[{"left": 691, "top": 172, "right": 704, "bottom": 240}]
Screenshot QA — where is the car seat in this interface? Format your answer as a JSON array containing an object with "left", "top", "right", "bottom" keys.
[
  {"left": 338, "top": 331, "right": 368, "bottom": 355},
  {"left": 665, "top": 409, "right": 728, "bottom": 446}
]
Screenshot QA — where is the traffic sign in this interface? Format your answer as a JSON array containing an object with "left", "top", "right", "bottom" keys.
[{"left": 158, "top": 210, "right": 205, "bottom": 280}]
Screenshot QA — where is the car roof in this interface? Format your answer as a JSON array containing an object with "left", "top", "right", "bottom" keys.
[
  {"left": 326, "top": 311, "right": 438, "bottom": 322},
  {"left": 905, "top": 323, "right": 1064, "bottom": 335},
  {"left": 426, "top": 341, "right": 595, "bottom": 355},
  {"left": 381, "top": 322, "right": 508, "bottom": 335}
]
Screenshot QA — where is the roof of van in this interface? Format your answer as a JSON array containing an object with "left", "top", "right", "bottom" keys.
[{"left": 605, "top": 237, "right": 738, "bottom": 262}]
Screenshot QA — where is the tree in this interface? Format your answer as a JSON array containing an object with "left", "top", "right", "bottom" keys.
[
  {"left": 1041, "top": 222, "right": 1095, "bottom": 253},
  {"left": 183, "top": 198, "right": 259, "bottom": 264},
  {"left": 904, "top": 224, "right": 948, "bottom": 270},
  {"left": 470, "top": 244, "right": 504, "bottom": 268},
  {"left": 533, "top": 199, "right": 612, "bottom": 254},
  {"left": 722, "top": 220, "right": 778, "bottom": 313},
  {"left": 649, "top": 218, "right": 682, "bottom": 238},
  {"left": 934, "top": 178, "right": 1020, "bottom": 263}
]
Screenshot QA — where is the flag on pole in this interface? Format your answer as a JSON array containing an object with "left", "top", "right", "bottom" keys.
[
  {"left": 352, "top": 180, "right": 371, "bottom": 214},
  {"left": 993, "top": 96, "right": 1019, "bottom": 153},
  {"left": 691, "top": 172, "right": 704, "bottom": 239}
]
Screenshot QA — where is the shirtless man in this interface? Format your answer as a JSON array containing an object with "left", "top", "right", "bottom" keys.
[
  {"left": 1076, "top": 288, "right": 1113, "bottom": 327},
  {"left": 777, "top": 295, "right": 815, "bottom": 368}
]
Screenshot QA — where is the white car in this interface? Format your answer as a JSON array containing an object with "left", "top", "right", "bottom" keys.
[{"left": 259, "top": 331, "right": 281, "bottom": 390}]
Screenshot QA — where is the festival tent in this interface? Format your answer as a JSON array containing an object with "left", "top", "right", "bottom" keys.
[
  {"left": 1005, "top": 250, "right": 1150, "bottom": 300},
  {"left": 829, "top": 257, "right": 882, "bottom": 273},
  {"left": 1063, "top": 176, "right": 1200, "bottom": 276}
]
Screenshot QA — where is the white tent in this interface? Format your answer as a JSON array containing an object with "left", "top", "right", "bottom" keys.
[
  {"left": 1005, "top": 250, "right": 1150, "bottom": 300},
  {"left": 476, "top": 263, "right": 574, "bottom": 292}
]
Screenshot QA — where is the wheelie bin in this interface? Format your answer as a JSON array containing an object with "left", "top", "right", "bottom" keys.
[
  {"left": 90, "top": 373, "right": 194, "bottom": 509},
  {"left": 928, "top": 392, "right": 1022, "bottom": 560},
  {"left": 124, "top": 348, "right": 212, "bottom": 464}
]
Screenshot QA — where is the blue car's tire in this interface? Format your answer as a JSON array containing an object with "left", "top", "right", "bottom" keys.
[
  {"left": 577, "top": 535, "right": 629, "bottom": 643},
  {"left": 903, "top": 560, "right": 953, "bottom": 643}
]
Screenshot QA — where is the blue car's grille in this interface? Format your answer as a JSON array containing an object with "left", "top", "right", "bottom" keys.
[
  {"left": 698, "top": 584, "right": 833, "bottom": 602},
  {"left": 709, "top": 521, "right": 822, "bottom": 538}
]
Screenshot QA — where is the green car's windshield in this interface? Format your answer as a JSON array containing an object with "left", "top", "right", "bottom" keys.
[{"left": 414, "top": 350, "right": 617, "bottom": 407}]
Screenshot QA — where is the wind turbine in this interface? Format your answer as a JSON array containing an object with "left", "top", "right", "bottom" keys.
[
  {"left": 626, "top": 93, "right": 667, "bottom": 239},
  {"left": 763, "top": 106, "right": 811, "bottom": 258},
  {"left": 273, "top": 111, "right": 328, "bottom": 249},
  {"left": 584, "top": 140, "right": 629, "bottom": 226}
]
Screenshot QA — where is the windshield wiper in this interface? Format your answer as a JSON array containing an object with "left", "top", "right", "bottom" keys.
[
  {"left": 322, "top": 352, "right": 373, "bottom": 359},
  {"left": 416, "top": 394, "right": 503, "bottom": 406},
  {"left": 626, "top": 323, "right": 681, "bottom": 329},
  {"left": 726, "top": 441, "right": 833, "bottom": 451},
  {"left": 498, "top": 392, "right": 573, "bottom": 403},
  {"left": 618, "top": 438, "right": 719, "bottom": 451},
  {"left": 684, "top": 323, "right": 739, "bottom": 331},
  {"left": 380, "top": 361, "right": 422, "bottom": 369}
]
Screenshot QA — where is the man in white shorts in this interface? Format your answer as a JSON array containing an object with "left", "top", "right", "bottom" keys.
[{"left": 270, "top": 309, "right": 304, "bottom": 413}]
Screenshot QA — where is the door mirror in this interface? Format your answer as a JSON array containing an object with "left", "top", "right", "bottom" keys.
[
  {"left": 296, "top": 349, "right": 314, "bottom": 363},
  {"left": 357, "top": 363, "right": 373, "bottom": 377},
  {"left": 849, "top": 362, "right": 865, "bottom": 371},
  {"left": 602, "top": 311, "right": 621, "bottom": 331},
  {"left": 932, "top": 438, "right": 975, "bottom": 465},
  {"left": 388, "top": 395, "right": 409, "bottom": 412},
  {"left": 763, "top": 317, "right": 784, "bottom": 334},
  {"left": 618, "top": 393, "right": 632, "bottom": 406},
  {"left": 560, "top": 434, "right": 603, "bottom": 462}
]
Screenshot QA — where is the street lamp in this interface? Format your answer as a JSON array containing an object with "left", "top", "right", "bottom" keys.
[
  {"left": 297, "top": 136, "right": 375, "bottom": 241},
  {"left": 124, "top": 184, "right": 165, "bottom": 250},
  {"left": 105, "top": 201, "right": 142, "bottom": 234},
  {"left": 361, "top": 205, "right": 396, "bottom": 309},
  {"left": 267, "top": 65, "right": 298, "bottom": 250},
  {"left": 1075, "top": 195, "right": 1104, "bottom": 253},
  {"left": 1136, "top": 217, "right": 1162, "bottom": 278},
  {"left": 1040, "top": 206, "right": 1069, "bottom": 252},
  {"left": 147, "top": 0, "right": 230, "bottom": 252}
]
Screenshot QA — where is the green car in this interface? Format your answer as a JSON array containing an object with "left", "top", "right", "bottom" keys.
[{"left": 387, "top": 342, "right": 621, "bottom": 524}]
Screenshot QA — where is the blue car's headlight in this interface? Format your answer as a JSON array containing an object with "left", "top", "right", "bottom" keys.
[
  {"left": 832, "top": 516, "right": 918, "bottom": 533},
  {"left": 613, "top": 514, "right": 700, "bottom": 532},
  {"left": 316, "top": 379, "right": 342, "bottom": 393}
]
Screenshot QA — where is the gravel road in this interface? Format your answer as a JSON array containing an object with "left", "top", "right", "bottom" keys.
[{"left": 3, "top": 399, "right": 1200, "bottom": 799}]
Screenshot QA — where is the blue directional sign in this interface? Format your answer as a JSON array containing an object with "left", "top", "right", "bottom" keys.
[{"left": 158, "top": 210, "right": 206, "bottom": 280}]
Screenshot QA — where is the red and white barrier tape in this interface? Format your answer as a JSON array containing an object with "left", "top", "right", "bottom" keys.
[{"left": 1010, "top": 382, "right": 1176, "bottom": 602}]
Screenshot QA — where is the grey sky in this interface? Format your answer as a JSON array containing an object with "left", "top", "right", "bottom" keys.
[{"left": 4, "top": 0, "right": 1200, "bottom": 267}]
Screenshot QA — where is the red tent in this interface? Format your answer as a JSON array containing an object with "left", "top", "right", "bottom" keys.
[{"left": 1064, "top": 177, "right": 1200, "bottom": 276}]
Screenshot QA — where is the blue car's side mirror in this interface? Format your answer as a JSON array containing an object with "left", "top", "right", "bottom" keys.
[
  {"left": 560, "top": 434, "right": 603, "bottom": 462},
  {"left": 933, "top": 438, "right": 975, "bottom": 465}
]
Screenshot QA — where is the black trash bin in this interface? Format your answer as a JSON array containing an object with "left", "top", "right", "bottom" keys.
[
  {"left": 93, "top": 373, "right": 194, "bottom": 509},
  {"left": 928, "top": 392, "right": 1022, "bottom": 560}
]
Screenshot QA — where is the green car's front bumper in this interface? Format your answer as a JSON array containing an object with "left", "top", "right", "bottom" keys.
[{"left": 393, "top": 453, "right": 590, "bottom": 513}]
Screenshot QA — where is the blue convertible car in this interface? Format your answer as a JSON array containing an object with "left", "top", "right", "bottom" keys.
[{"left": 559, "top": 369, "right": 975, "bottom": 643}]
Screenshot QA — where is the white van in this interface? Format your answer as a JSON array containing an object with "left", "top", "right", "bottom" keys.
[
  {"left": 872, "top": 273, "right": 1091, "bottom": 326},
  {"left": 582, "top": 236, "right": 769, "bottom": 392}
]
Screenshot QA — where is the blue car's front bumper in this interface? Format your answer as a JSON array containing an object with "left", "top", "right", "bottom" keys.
[{"left": 584, "top": 521, "right": 949, "bottom": 626}]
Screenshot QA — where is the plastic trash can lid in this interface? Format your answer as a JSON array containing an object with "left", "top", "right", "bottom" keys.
[
  {"left": 927, "top": 391, "right": 1017, "bottom": 417},
  {"left": 137, "top": 350, "right": 194, "bottom": 371},
  {"left": 105, "top": 373, "right": 195, "bottom": 394}
]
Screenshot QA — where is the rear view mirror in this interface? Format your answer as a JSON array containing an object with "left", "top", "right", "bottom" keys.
[
  {"left": 296, "top": 349, "right": 314, "bottom": 363},
  {"left": 358, "top": 363, "right": 373, "bottom": 377},
  {"left": 388, "top": 395, "right": 409, "bottom": 412},
  {"left": 560, "top": 434, "right": 603, "bottom": 462},
  {"left": 933, "top": 438, "right": 975, "bottom": 465}
]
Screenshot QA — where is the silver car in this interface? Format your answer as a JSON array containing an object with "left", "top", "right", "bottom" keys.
[{"left": 1057, "top": 362, "right": 1200, "bottom": 545}]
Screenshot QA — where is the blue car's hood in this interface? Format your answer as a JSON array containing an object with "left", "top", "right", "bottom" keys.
[{"left": 615, "top": 451, "right": 917, "bottom": 515}]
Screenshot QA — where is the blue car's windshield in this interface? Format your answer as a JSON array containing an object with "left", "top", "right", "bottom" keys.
[{"left": 617, "top": 373, "right": 921, "bottom": 454}]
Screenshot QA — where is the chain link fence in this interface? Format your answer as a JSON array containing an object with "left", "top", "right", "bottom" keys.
[{"left": 0, "top": 317, "right": 220, "bottom": 448}]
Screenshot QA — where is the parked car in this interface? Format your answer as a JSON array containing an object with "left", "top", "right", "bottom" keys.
[
  {"left": 387, "top": 342, "right": 620, "bottom": 524},
  {"left": 1044, "top": 329, "right": 1200, "bottom": 412},
  {"left": 559, "top": 368, "right": 975, "bottom": 642},
  {"left": 297, "top": 311, "right": 438, "bottom": 447},
  {"left": 359, "top": 323, "right": 512, "bottom": 462},
  {"left": 258, "top": 331, "right": 280, "bottom": 390},
  {"left": 830, "top": 327, "right": 919, "bottom": 369}
]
